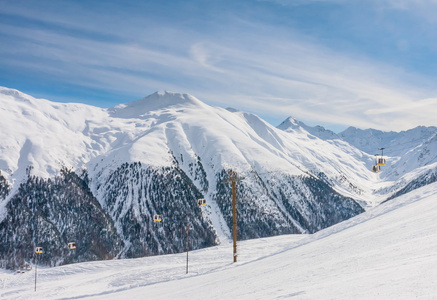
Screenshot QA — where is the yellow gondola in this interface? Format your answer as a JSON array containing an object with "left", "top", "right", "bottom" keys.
[
  {"left": 376, "top": 157, "right": 386, "bottom": 166},
  {"left": 35, "top": 247, "right": 43, "bottom": 254},
  {"left": 377, "top": 147, "right": 386, "bottom": 166},
  {"left": 371, "top": 165, "right": 380, "bottom": 173},
  {"left": 197, "top": 198, "right": 206, "bottom": 206},
  {"left": 153, "top": 214, "right": 162, "bottom": 222},
  {"left": 68, "top": 242, "right": 76, "bottom": 250}
]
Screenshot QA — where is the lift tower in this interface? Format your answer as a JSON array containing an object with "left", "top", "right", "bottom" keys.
[{"left": 222, "top": 171, "right": 244, "bottom": 263}]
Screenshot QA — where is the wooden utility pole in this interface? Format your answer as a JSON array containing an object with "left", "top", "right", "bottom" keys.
[
  {"left": 222, "top": 171, "right": 244, "bottom": 263},
  {"left": 231, "top": 177, "right": 237, "bottom": 263},
  {"left": 186, "top": 223, "right": 190, "bottom": 274},
  {"left": 34, "top": 253, "right": 38, "bottom": 292}
]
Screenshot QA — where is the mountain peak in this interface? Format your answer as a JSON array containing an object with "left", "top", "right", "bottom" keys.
[
  {"left": 277, "top": 116, "right": 301, "bottom": 131},
  {"left": 109, "top": 91, "right": 203, "bottom": 118},
  {"left": 277, "top": 116, "right": 338, "bottom": 140},
  {"left": 0, "top": 86, "right": 35, "bottom": 104}
]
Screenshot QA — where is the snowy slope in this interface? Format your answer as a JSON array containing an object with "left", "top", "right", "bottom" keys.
[
  {"left": 381, "top": 132, "right": 437, "bottom": 179},
  {"left": 277, "top": 116, "right": 437, "bottom": 200},
  {"left": 340, "top": 127, "right": 437, "bottom": 199},
  {"left": 339, "top": 126, "right": 437, "bottom": 157},
  {"left": 0, "top": 87, "right": 110, "bottom": 181},
  {"left": 279, "top": 118, "right": 437, "bottom": 159},
  {"left": 2, "top": 181, "right": 436, "bottom": 299}
]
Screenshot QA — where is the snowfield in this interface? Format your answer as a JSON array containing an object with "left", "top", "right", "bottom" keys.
[{"left": 2, "top": 182, "right": 436, "bottom": 299}]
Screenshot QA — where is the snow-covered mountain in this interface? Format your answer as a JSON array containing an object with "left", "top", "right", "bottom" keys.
[
  {"left": 339, "top": 126, "right": 437, "bottom": 157},
  {"left": 279, "top": 117, "right": 437, "bottom": 159},
  {"left": 0, "top": 86, "right": 435, "bottom": 270},
  {"left": 277, "top": 117, "right": 437, "bottom": 199},
  {"left": 277, "top": 116, "right": 338, "bottom": 140}
]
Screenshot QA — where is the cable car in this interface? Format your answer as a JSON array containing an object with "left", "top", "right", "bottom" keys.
[
  {"left": 35, "top": 247, "right": 43, "bottom": 254},
  {"left": 197, "top": 198, "right": 206, "bottom": 206},
  {"left": 68, "top": 242, "right": 76, "bottom": 250},
  {"left": 376, "top": 157, "right": 386, "bottom": 166},
  {"left": 371, "top": 165, "right": 380, "bottom": 173},
  {"left": 377, "top": 147, "right": 386, "bottom": 166},
  {"left": 153, "top": 214, "right": 162, "bottom": 222}
]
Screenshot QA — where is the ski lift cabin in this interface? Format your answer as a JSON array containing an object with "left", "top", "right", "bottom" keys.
[
  {"left": 68, "top": 242, "right": 76, "bottom": 250},
  {"left": 35, "top": 247, "right": 43, "bottom": 254},
  {"left": 376, "top": 157, "right": 386, "bottom": 166},
  {"left": 197, "top": 198, "right": 206, "bottom": 206},
  {"left": 371, "top": 165, "right": 380, "bottom": 173},
  {"left": 377, "top": 147, "right": 386, "bottom": 165},
  {"left": 153, "top": 214, "right": 162, "bottom": 222}
]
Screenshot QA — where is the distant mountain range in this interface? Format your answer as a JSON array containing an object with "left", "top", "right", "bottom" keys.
[
  {"left": 278, "top": 116, "right": 437, "bottom": 157},
  {"left": 0, "top": 87, "right": 436, "bottom": 269}
]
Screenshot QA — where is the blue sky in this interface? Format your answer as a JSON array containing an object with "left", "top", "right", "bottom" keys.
[{"left": 1, "top": 0, "right": 436, "bottom": 132}]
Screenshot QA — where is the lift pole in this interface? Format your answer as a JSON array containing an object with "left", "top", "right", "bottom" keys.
[
  {"left": 222, "top": 171, "right": 244, "bottom": 263},
  {"left": 34, "top": 254, "right": 37, "bottom": 292},
  {"left": 231, "top": 178, "right": 237, "bottom": 263},
  {"left": 186, "top": 223, "right": 190, "bottom": 274}
]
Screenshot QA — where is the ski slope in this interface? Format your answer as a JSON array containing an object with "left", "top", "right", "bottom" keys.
[{"left": 2, "top": 182, "right": 436, "bottom": 299}]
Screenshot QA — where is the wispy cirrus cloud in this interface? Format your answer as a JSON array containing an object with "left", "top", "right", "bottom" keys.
[
  {"left": 177, "top": 25, "right": 435, "bottom": 129},
  {"left": 0, "top": 0, "right": 436, "bottom": 132}
]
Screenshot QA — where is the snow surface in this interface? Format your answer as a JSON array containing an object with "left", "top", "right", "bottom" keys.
[{"left": 2, "top": 182, "right": 436, "bottom": 299}]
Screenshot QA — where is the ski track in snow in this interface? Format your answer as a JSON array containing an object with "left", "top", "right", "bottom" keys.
[{"left": 1, "top": 182, "right": 437, "bottom": 299}]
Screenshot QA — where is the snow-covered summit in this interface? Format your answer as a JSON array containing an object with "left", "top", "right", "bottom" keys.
[
  {"left": 277, "top": 116, "right": 338, "bottom": 140},
  {"left": 109, "top": 91, "right": 205, "bottom": 119},
  {"left": 277, "top": 116, "right": 302, "bottom": 132},
  {"left": 0, "top": 86, "right": 31, "bottom": 101}
]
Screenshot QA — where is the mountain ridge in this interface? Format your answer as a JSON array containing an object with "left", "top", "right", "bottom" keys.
[{"left": 277, "top": 116, "right": 437, "bottom": 157}]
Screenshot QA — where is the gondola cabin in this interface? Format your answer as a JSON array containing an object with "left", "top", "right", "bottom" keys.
[
  {"left": 376, "top": 157, "right": 386, "bottom": 166},
  {"left": 35, "top": 247, "right": 43, "bottom": 254},
  {"left": 371, "top": 165, "right": 380, "bottom": 173},
  {"left": 68, "top": 242, "right": 76, "bottom": 250},
  {"left": 153, "top": 214, "right": 162, "bottom": 222},
  {"left": 197, "top": 198, "right": 206, "bottom": 206},
  {"left": 376, "top": 148, "right": 386, "bottom": 166}
]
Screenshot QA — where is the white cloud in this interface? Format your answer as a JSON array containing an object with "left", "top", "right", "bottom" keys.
[
  {"left": 180, "top": 31, "right": 435, "bottom": 130},
  {"left": 1, "top": 1, "right": 436, "bottom": 132},
  {"left": 188, "top": 43, "right": 226, "bottom": 73}
]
